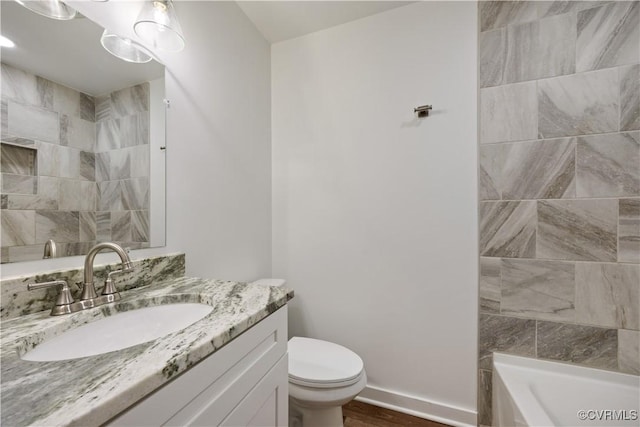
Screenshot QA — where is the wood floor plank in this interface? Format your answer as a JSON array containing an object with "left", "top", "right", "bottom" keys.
[{"left": 343, "top": 400, "right": 450, "bottom": 427}]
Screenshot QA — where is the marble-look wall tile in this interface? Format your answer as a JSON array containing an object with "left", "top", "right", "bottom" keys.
[
  {"left": 479, "top": 144, "right": 503, "bottom": 200},
  {"left": 7, "top": 101, "right": 59, "bottom": 144},
  {"left": 478, "top": 370, "right": 493, "bottom": 426},
  {"left": 1, "top": 195, "right": 7, "bottom": 209},
  {"left": 537, "top": 199, "right": 617, "bottom": 261},
  {"left": 536, "top": 13, "right": 576, "bottom": 80},
  {"left": 502, "top": 138, "right": 575, "bottom": 200},
  {"left": 130, "top": 145, "right": 150, "bottom": 178},
  {"left": 96, "top": 212, "right": 111, "bottom": 241},
  {"left": 96, "top": 120, "right": 120, "bottom": 152},
  {"left": 35, "top": 211, "right": 79, "bottom": 244},
  {"left": 576, "top": 132, "right": 640, "bottom": 197},
  {"left": 504, "top": 13, "right": 575, "bottom": 84},
  {"left": 36, "top": 142, "right": 60, "bottom": 177},
  {"left": 58, "top": 147, "right": 80, "bottom": 180},
  {"left": 53, "top": 83, "right": 81, "bottom": 118},
  {"left": 479, "top": 1, "right": 537, "bottom": 32},
  {"left": 63, "top": 116, "right": 96, "bottom": 151},
  {"left": 501, "top": 259, "right": 575, "bottom": 321},
  {"left": 109, "top": 150, "right": 131, "bottom": 180},
  {"left": 95, "top": 96, "right": 111, "bottom": 122},
  {"left": 537, "top": 1, "right": 611, "bottom": 19},
  {"left": 121, "top": 177, "right": 149, "bottom": 211},
  {"left": 479, "top": 314, "right": 536, "bottom": 369},
  {"left": 576, "top": 263, "right": 639, "bottom": 330},
  {"left": 480, "top": 257, "right": 501, "bottom": 314},
  {"left": 479, "top": 28, "right": 505, "bottom": 88},
  {"left": 6, "top": 244, "right": 44, "bottom": 264},
  {"left": 576, "top": 1, "right": 640, "bottom": 72},
  {"left": 537, "top": 321, "right": 617, "bottom": 369},
  {"left": 131, "top": 210, "right": 149, "bottom": 242},
  {"left": 111, "top": 211, "right": 131, "bottom": 242},
  {"left": 619, "top": 198, "right": 640, "bottom": 263},
  {"left": 1, "top": 63, "right": 52, "bottom": 109},
  {"left": 80, "top": 151, "right": 95, "bottom": 182},
  {"left": 79, "top": 181, "right": 96, "bottom": 212},
  {"left": 1, "top": 143, "right": 36, "bottom": 175},
  {"left": 480, "top": 201, "right": 536, "bottom": 257},
  {"left": 1, "top": 173, "right": 37, "bottom": 195},
  {"left": 80, "top": 93, "right": 95, "bottom": 122},
  {"left": 97, "top": 181, "right": 122, "bottom": 211},
  {"left": 5, "top": 176, "right": 58, "bottom": 210},
  {"left": 618, "top": 329, "right": 640, "bottom": 374},
  {"left": 480, "top": 82, "right": 537, "bottom": 144},
  {"left": 95, "top": 152, "right": 110, "bottom": 182},
  {"left": 120, "top": 114, "right": 149, "bottom": 148},
  {"left": 1, "top": 99, "right": 8, "bottom": 137},
  {"left": 1, "top": 210, "right": 35, "bottom": 246},
  {"left": 110, "top": 83, "right": 149, "bottom": 118},
  {"left": 79, "top": 211, "right": 96, "bottom": 242},
  {"left": 538, "top": 69, "right": 618, "bottom": 139},
  {"left": 620, "top": 64, "right": 640, "bottom": 132}
]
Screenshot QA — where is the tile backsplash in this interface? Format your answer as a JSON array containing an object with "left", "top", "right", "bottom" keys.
[
  {"left": 477, "top": 1, "right": 639, "bottom": 425},
  {"left": 0, "top": 63, "right": 151, "bottom": 262}
]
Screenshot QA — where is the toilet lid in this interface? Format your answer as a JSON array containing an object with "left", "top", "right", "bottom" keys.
[{"left": 288, "top": 337, "right": 364, "bottom": 387}]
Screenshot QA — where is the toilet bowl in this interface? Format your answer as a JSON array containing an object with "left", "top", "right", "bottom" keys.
[{"left": 251, "top": 279, "right": 367, "bottom": 427}]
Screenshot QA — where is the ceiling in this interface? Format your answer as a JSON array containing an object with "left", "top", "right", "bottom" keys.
[
  {"left": 0, "top": 1, "right": 412, "bottom": 95},
  {"left": 0, "top": 1, "right": 164, "bottom": 97},
  {"left": 237, "top": 1, "right": 415, "bottom": 43}
]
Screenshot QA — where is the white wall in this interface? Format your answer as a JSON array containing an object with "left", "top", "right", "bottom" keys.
[
  {"left": 271, "top": 3, "right": 478, "bottom": 425},
  {"left": 2, "top": 1, "right": 272, "bottom": 280}
]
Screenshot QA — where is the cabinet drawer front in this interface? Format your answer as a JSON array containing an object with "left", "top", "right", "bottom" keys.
[{"left": 108, "top": 306, "right": 288, "bottom": 426}]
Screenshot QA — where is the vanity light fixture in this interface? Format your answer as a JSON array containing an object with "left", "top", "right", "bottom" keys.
[
  {"left": 134, "top": 0, "right": 185, "bottom": 52},
  {"left": 0, "top": 35, "right": 16, "bottom": 48},
  {"left": 100, "top": 29, "right": 154, "bottom": 64},
  {"left": 14, "top": 0, "right": 77, "bottom": 20}
]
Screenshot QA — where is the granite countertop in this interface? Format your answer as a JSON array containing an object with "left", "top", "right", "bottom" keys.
[{"left": 0, "top": 276, "right": 294, "bottom": 427}]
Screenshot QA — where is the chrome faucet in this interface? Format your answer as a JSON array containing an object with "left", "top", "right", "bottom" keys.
[
  {"left": 81, "top": 242, "right": 134, "bottom": 301},
  {"left": 28, "top": 242, "right": 134, "bottom": 316},
  {"left": 43, "top": 239, "right": 57, "bottom": 259}
]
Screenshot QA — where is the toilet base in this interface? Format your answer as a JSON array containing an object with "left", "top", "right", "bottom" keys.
[{"left": 290, "top": 398, "right": 344, "bottom": 427}]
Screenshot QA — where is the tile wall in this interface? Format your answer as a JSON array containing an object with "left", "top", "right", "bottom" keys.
[
  {"left": 0, "top": 63, "right": 150, "bottom": 262},
  {"left": 477, "top": 1, "right": 639, "bottom": 425}
]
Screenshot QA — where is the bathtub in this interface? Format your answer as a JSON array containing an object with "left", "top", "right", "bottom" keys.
[{"left": 492, "top": 353, "right": 640, "bottom": 427}]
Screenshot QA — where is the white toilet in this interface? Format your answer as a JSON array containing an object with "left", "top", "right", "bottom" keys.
[{"left": 251, "top": 279, "right": 367, "bottom": 427}]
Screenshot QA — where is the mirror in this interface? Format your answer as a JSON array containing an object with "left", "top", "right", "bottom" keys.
[{"left": 0, "top": 1, "right": 166, "bottom": 263}]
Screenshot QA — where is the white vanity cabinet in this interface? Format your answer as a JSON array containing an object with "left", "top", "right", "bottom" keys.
[{"left": 107, "top": 307, "right": 288, "bottom": 427}]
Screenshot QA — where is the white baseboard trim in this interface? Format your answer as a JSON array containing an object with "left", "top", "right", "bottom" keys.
[{"left": 355, "top": 385, "right": 477, "bottom": 427}]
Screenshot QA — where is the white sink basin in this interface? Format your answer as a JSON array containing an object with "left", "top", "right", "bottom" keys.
[{"left": 22, "top": 303, "right": 213, "bottom": 362}]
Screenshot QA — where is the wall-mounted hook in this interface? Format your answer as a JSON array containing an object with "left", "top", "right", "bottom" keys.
[{"left": 414, "top": 105, "right": 432, "bottom": 117}]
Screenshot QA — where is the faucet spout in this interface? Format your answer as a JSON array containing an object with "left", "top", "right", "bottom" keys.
[{"left": 81, "top": 242, "right": 133, "bottom": 301}]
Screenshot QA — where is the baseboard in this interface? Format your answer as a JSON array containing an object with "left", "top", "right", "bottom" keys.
[{"left": 355, "top": 385, "right": 477, "bottom": 427}]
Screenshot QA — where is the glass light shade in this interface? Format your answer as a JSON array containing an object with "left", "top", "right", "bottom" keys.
[
  {"left": 134, "top": 0, "right": 185, "bottom": 52},
  {"left": 14, "top": 0, "right": 77, "bottom": 20},
  {"left": 100, "top": 29, "right": 154, "bottom": 63}
]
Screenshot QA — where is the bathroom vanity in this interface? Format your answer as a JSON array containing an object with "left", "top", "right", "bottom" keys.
[{"left": 0, "top": 254, "right": 293, "bottom": 426}]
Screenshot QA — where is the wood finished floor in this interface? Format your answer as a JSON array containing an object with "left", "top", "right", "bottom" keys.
[{"left": 342, "top": 401, "right": 450, "bottom": 427}]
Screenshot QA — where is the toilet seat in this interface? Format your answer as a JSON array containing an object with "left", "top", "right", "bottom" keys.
[{"left": 288, "top": 337, "right": 364, "bottom": 389}]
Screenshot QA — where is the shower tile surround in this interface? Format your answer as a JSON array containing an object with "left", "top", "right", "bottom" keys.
[
  {"left": 0, "top": 63, "right": 151, "bottom": 262},
  {"left": 478, "top": 1, "right": 639, "bottom": 425}
]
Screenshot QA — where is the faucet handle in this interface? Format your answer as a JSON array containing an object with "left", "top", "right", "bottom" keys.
[
  {"left": 28, "top": 280, "right": 75, "bottom": 306},
  {"left": 102, "top": 267, "right": 132, "bottom": 296}
]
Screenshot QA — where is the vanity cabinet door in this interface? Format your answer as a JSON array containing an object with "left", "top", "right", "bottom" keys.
[
  {"left": 107, "top": 307, "right": 288, "bottom": 427},
  {"left": 217, "top": 354, "right": 287, "bottom": 426}
]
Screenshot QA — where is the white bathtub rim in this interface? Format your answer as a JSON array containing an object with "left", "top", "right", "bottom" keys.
[{"left": 493, "top": 353, "right": 640, "bottom": 427}]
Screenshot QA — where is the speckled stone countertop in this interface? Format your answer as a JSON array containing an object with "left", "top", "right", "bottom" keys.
[{"left": 1, "top": 276, "right": 294, "bottom": 426}]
